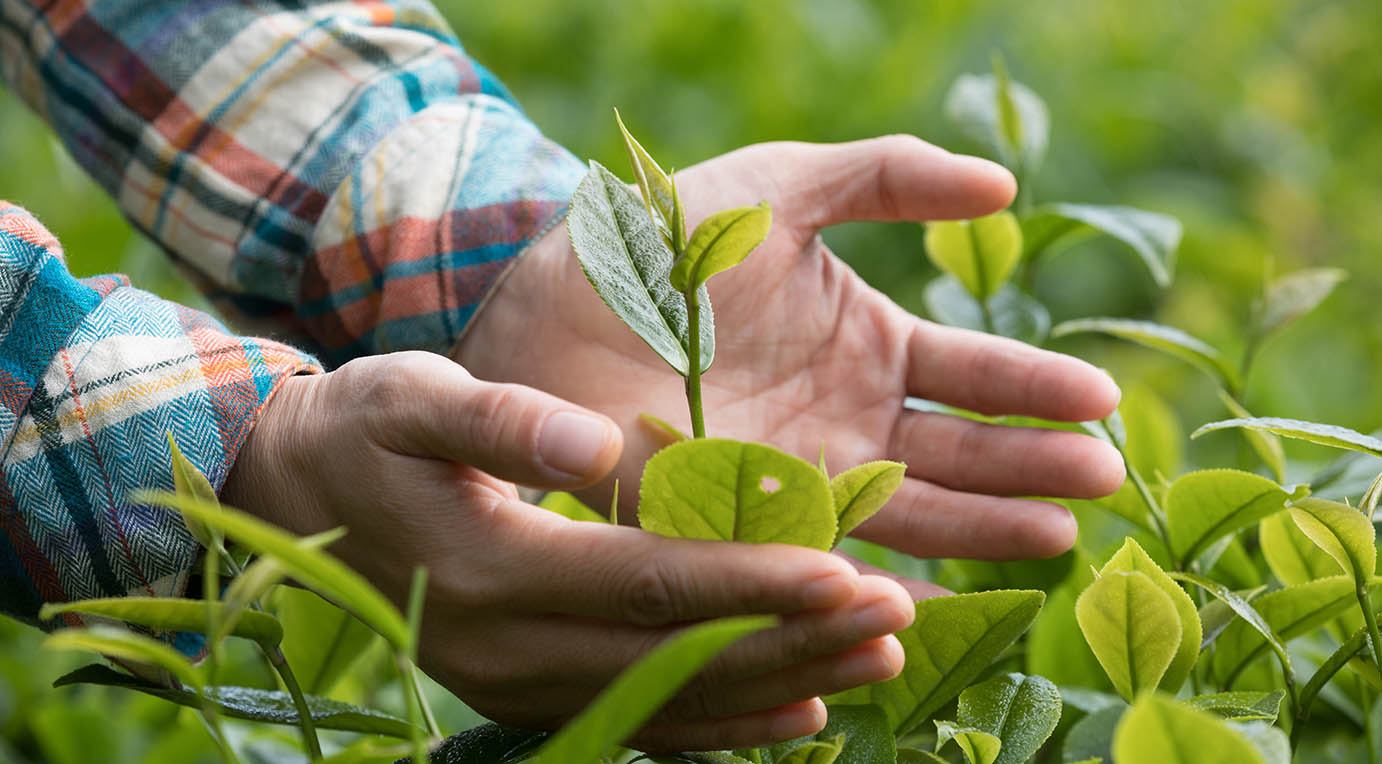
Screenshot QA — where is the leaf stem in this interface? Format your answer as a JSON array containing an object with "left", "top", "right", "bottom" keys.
[
  {"left": 684, "top": 288, "right": 706, "bottom": 439},
  {"left": 1101, "top": 418, "right": 1173, "bottom": 558},
  {"left": 1359, "top": 583, "right": 1382, "bottom": 683},
  {"left": 268, "top": 646, "right": 322, "bottom": 759}
]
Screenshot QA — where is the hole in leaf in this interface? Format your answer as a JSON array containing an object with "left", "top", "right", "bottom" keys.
[{"left": 760, "top": 476, "right": 781, "bottom": 494}]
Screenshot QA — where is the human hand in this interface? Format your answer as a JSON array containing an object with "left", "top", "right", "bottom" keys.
[
  {"left": 221, "top": 351, "right": 914, "bottom": 751},
  {"left": 457, "top": 136, "right": 1125, "bottom": 568}
]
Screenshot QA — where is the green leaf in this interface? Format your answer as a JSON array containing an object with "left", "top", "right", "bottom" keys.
[
  {"left": 39, "top": 597, "right": 282, "bottom": 651},
  {"left": 670, "top": 202, "right": 772, "bottom": 293},
  {"left": 776, "top": 735, "right": 844, "bottom": 764},
  {"left": 1211, "top": 575, "right": 1359, "bottom": 685},
  {"left": 957, "top": 673, "right": 1062, "bottom": 764},
  {"left": 990, "top": 53, "right": 1024, "bottom": 170},
  {"left": 638, "top": 438, "right": 836, "bottom": 550},
  {"left": 614, "top": 109, "right": 677, "bottom": 247},
  {"left": 319, "top": 739, "right": 411, "bottom": 764},
  {"left": 538, "top": 491, "right": 606, "bottom": 524},
  {"left": 1169, "top": 571, "right": 1292, "bottom": 696},
  {"left": 1218, "top": 392, "right": 1287, "bottom": 484},
  {"left": 829, "top": 590, "right": 1045, "bottom": 735},
  {"left": 1191, "top": 417, "right": 1382, "bottom": 459},
  {"left": 167, "top": 432, "right": 222, "bottom": 551},
  {"left": 417, "top": 724, "right": 548, "bottom": 764},
  {"left": 1058, "top": 686, "right": 1123, "bottom": 714},
  {"left": 897, "top": 751, "right": 949, "bottom": 764},
  {"left": 1230, "top": 721, "right": 1290, "bottom": 764},
  {"left": 1062, "top": 705, "right": 1124, "bottom": 764},
  {"left": 923, "top": 275, "right": 1051, "bottom": 344},
  {"left": 1028, "top": 578, "right": 1112, "bottom": 691},
  {"left": 924, "top": 212, "right": 1022, "bottom": 300},
  {"left": 567, "top": 160, "right": 714, "bottom": 375},
  {"left": 1099, "top": 538, "right": 1201, "bottom": 695},
  {"left": 51, "top": 663, "right": 419, "bottom": 738},
  {"left": 43, "top": 626, "right": 200, "bottom": 689},
  {"left": 1075, "top": 570, "right": 1182, "bottom": 702},
  {"left": 1022, "top": 203, "right": 1181, "bottom": 288},
  {"left": 934, "top": 721, "right": 1002, "bottom": 764},
  {"left": 943, "top": 72, "right": 1049, "bottom": 172},
  {"left": 275, "top": 587, "right": 379, "bottom": 695},
  {"left": 1252, "top": 267, "right": 1347, "bottom": 341},
  {"left": 1051, "top": 318, "right": 1239, "bottom": 392},
  {"left": 137, "top": 491, "right": 409, "bottom": 650},
  {"left": 1300, "top": 618, "right": 1376, "bottom": 717},
  {"left": 639, "top": 413, "right": 689, "bottom": 445},
  {"left": 532, "top": 616, "right": 774, "bottom": 764},
  {"left": 1259, "top": 511, "right": 1342, "bottom": 585},
  {"left": 1287, "top": 497, "right": 1377, "bottom": 583},
  {"left": 816, "top": 705, "right": 894, "bottom": 764},
  {"left": 1112, "top": 695, "right": 1265, "bottom": 764},
  {"left": 829, "top": 461, "right": 905, "bottom": 547},
  {"left": 1165, "top": 469, "right": 1288, "bottom": 568},
  {"left": 1187, "top": 691, "right": 1285, "bottom": 722}
]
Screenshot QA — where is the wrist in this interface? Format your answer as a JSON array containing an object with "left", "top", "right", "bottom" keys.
[{"left": 220, "top": 373, "right": 325, "bottom": 535}]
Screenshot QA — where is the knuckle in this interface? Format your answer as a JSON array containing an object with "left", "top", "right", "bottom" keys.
[
  {"left": 661, "top": 680, "right": 722, "bottom": 723},
  {"left": 618, "top": 556, "right": 683, "bottom": 626}
]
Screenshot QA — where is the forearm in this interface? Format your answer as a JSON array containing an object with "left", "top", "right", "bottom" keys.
[{"left": 0, "top": 0, "right": 583, "bottom": 365}]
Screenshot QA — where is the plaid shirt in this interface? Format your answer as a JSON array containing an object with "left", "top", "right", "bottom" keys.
[{"left": 0, "top": 0, "right": 585, "bottom": 629}]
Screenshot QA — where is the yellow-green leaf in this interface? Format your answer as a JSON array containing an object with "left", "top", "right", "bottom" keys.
[
  {"left": 1288, "top": 498, "right": 1377, "bottom": 584},
  {"left": 1075, "top": 570, "right": 1181, "bottom": 702},
  {"left": 538, "top": 491, "right": 606, "bottom": 524},
  {"left": 934, "top": 721, "right": 1001, "bottom": 764},
  {"left": 1099, "top": 539, "right": 1200, "bottom": 695},
  {"left": 1166, "top": 469, "right": 1288, "bottom": 568},
  {"left": 924, "top": 211, "right": 1022, "bottom": 300},
  {"left": 1112, "top": 694, "right": 1264, "bottom": 764},
  {"left": 829, "top": 461, "right": 905, "bottom": 547},
  {"left": 1192, "top": 417, "right": 1382, "bottom": 459},
  {"left": 167, "top": 432, "right": 221, "bottom": 550},
  {"left": 670, "top": 202, "right": 771, "bottom": 293},
  {"left": 1259, "top": 511, "right": 1342, "bottom": 585},
  {"left": 1211, "top": 576, "right": 1359, "bottom": 685},
  {"left": 39, "top": 597, "right": 281, "bottom": 650},
  {"left": 44, "top": 625, "right": 200, "bottom": 688}
]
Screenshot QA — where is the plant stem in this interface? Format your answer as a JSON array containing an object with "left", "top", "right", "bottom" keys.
[
  {"left": 197, "top": 710, "right": 245, "bottom": 764},
  {"left": 1101, "top": 418, "right": 1174, "bottom": 558},
  {"left": 684, "top": 288, "right": 706, "bottom": 438},
  {"left": 1359, "top": 583, "right": 1382, "bottom": 681},
  {"left": 268, "top": 647, "right": 322, "bottom": 759}
]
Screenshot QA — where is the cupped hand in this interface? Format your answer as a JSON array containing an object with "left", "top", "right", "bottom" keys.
[
  {"left": 222, "top": 351, "right": 915, "bottom": 751},
  {"left": 457, "top": 135, "right": 1126, "bottom": 566}
]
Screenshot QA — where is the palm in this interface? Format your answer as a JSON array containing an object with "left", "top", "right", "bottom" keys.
[{"left": 458, "top": 137, "right": 1124, "bottom": 562}]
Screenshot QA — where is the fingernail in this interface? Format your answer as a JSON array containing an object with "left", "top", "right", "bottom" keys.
[{"left": 539, "top": 411, "right": 613, "bottom": 477}]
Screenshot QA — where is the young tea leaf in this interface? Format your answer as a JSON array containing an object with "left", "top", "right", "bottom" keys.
[
  {"left": 1231, "top": 721, "right": 1290, "bottom": 764},
  {"left": 1112, "top": 695, "right": 1265, "bottom": 764},
  {"left": 39, "top": 597, "right": 282, "bottom": 651},
  {"left": 776, "top": 734, "right": 845, "bottom": 764},
  {"left": 1169, "top": 571, "right": 1293, "bottom": 702},
  {"left": 1100, "top": 539, "right": 1200, "bottom": 695},
  {"left": 568, "top": 160, "right": 714, "bottom": 375},
  {"left": 990, "top": 52, "right": 1023, "bottom": 170},
  {"left": 1287, "top": 497, "right": 1376, "bottom": 584},
  {"left": 614, "top": 109, "right": 676, "bottom": 246},
  {"left": 924, "top": 211, "right": 1022, "bottom": 300},
  {"left": 670, "top": 202, "right": 771, "bottom": 293},
  {"left": 44, "top": 626, "right": 200, "bottom": 689},
  {"left": 1211, "top": 575, "right": 1359, "bottom": 686},
  {"left": 1051, "top": 318, "right": 1240, "bottom": 392},
  {"left": 538, "top": 491, "right": 607, "bottom": 524},
  {"left": 829, "top": 461, "right": 905, "bottom": 547},
  {"left": 934, "top": 721, "right": 1001, "bottom": 764},
  {"left": 1259, "top": 511, "right": 1342, "bottom": 585},
  {"left": 923, "top": 276, "right": 1051, "bottom": 345},
  {"left": 167, "top": 432, "right": 222, "bottom": 551},
  {"left": 1191, "top": 417, "right": 1382, "bottom": 459},
  {"left": 638, "top": 438, "right": 836, "bottom": 550},
  {"left": 531, "top": 616, "right": 774, "bottom": 764},
  {"left": 639, "top": 413, "right": 689, "bottom": 445},
  {"left": 829, "top": 590, "right": 1045, "bottom": 735},
  {"left": 956, "top": 672, "right": 1062, "bottom": 764},
  {"left": 1165, "top": 470, "right": 1288, "bottom": 568},
  {"left": 943, "top": 72, "right": 1050, "bottom": 172},
  {"left": 1022, "top": 203, "right": 1181, "bottom": 288},
  {"left": 1075, "top": 570, "right": 1182, "bottom": 702},
  {"left": 1252, "top": 267, "right": 1347, "bottom": 342},
  {"left": 1187, "top": 691, "right": 1285, "bottom": 722}
]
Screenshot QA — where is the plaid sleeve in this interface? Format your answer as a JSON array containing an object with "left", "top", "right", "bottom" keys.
[
  {"left": 0, "top": 203, "right": 320, "bottom": 630},
  {"left": 0, "top": 0, "right": 586, "bottom": 367}
]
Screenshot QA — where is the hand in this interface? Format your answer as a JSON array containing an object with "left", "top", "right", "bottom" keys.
[
  {"left": 222, "top": 351, "right": 915, "bottom": 751},
  {"left": 456, "top": 136, "right": 1125, "bottom": 571}
]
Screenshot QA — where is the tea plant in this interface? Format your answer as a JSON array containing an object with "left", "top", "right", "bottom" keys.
[{"left": 37, "top": 58, "right": 1381, "bottom": 764}]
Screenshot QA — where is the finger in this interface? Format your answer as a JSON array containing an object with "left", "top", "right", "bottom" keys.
[
  {"left": 891, "top": 410, "right": 1125, "bottom": 498},
  {"left": 632, "top": 699, "right": 827, "bottom": 753},
  {"left": 663, "top": 636, "right": 903, "bottom": 722},
  {"left": 907, "top": 322, "right": 1122, "bottom": 421},
  {"left": 835, "top": 551, "right": 953, "bottom": 601},
  {"left": 360, "top": 351, "right": 623, "bottom": 488},
  {"left": 495, "top": 504, "right": 861, "bottom": 623},
  {"left": 852, "top": 478, "right": 1079, "bottom": 560},
  {"left": 765, "top": 135, "right": 1017, "bottom": 231}
]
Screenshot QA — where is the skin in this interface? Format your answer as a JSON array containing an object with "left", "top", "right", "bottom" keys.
[{"left": 224, "top": 135, "right": 1124, "bottom": 752}]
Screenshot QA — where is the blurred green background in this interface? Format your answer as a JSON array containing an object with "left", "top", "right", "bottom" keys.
[{"left": 2, "top": 0, "right": 1380, "bottom": 760}]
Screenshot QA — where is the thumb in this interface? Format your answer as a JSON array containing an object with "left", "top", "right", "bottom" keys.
[
  {"left": 767, "top": 135, "right": 1016, "bottom": 231},
  {"left": 359, "top": 352, "right": 623, "bottom": 488}
]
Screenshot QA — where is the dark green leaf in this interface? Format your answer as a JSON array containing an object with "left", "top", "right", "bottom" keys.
[
  {"left": 532, "top": 616, "right": 774, "bottom": 764},
  {"left": 52, "top": 663, "right": 419, "bottom": 738},
  {"left": 417, "top": 724, "right": 548, "bottom": 764},
  {"left": 943, "top": 73, "right": 1049, "bottom": 171},
  {"left": 1051, "top": 318, "right": 1238, "bottom": 392},
  {"left": 639, "top": 439, "right": 836, "bottom": 550},
  {"left": 829, "top": 461, "right": 905, "bottom": 547},
  {"left": 670, "top": 202, "right": 771, "bottom": 292},
  {"left": 923, "top": 276, "right": 1051, "bottom": 344},
  {"left": 1299, "top": 618, "right": 1376, "bottom": 719},
  {"left": 1165, "top": 469, "right": 1288, "bottom": 568},
  {"left": 567, "top": 161, "right": 713, "bottom": 375},
  {"left": 1023, "top": 203, "right": 1181, "bottom": 288},
  {"left": 829, "top": 590, "right": 1045, "bottom": 735},
  {"left": 1253, "top": 268, "right": 1347, "bottom": 341},
  {"left": 924, "top": 212, "right": 1022, "bottom": 299},
  {"left": 1192, "top": 417, "right": 1382, "bottom": 459},
  {"left": 1058, "top": 686, "right": 1122, "bottom": 715},
  {"left": 39, "top": 597, "right": 281, "bottom": 650},
  {"left": 1187, "top": 691, "right": 1285, "bottom": 722},
  {"left": 957, "top": 673, "right": 1062, "bottom": 764},
  {"left": 1112, "top": 695, "right": 1264, "bottom": 764},
  {"left": 1062, "top": 705, "right": 1123, "bottom": 764}
]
